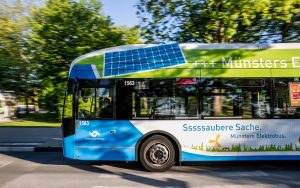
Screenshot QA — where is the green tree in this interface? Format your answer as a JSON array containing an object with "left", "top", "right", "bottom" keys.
[
  {"left": 263, "top": 0, "right": 300, "bottom": 42},
  {"left": 29, "top": 0, "right": 141, "bottom": 117},
  {"left": 136, "top": 0, "right": 299, "bottom": 43},
  {"left": 0, "top": 0, "right": 37, "bottom": 114},
  {"left": 118, "top": 26, "right": 143, "bottom": 45}
]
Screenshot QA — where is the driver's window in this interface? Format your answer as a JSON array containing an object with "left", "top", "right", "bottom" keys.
[
  {"left": 78, "top": 88, "right": 96, "bottom": 119},
  {"left": 78, "top": 87, "right": 114, "bottom": 119}
]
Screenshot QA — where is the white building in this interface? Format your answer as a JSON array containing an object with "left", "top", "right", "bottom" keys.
[{"left": 0, "top": 91, "right": 17, "bottom": 121}]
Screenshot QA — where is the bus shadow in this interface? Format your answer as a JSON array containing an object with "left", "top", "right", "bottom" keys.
[
  {"left": 0, "top": 152, "right": 189, "bottom": 187},
  {"left": 2, "top": 152, "right": 300, "bottom": 187},
  {"left": 60, "top": 160, "right": 300, "bottom": 187}
]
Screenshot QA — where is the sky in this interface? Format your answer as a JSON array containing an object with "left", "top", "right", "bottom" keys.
[
  {"left": 101, "top": 0, "right": 139, "bottom": 27},
  {"left": 8, "top": 0, "right": 139, "bottom": 27}
]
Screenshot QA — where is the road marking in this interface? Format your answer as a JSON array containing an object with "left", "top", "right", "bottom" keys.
[
  {"left": 0, "top": 142, "right": 42, "bottom": 151},
  {"left": 52, "top": 138, "right": 62, "bottom": 140},
  {"left": 0, "top": 143, "right": 42, "bottom": 146}
]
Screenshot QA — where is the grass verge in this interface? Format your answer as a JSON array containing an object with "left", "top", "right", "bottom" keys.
[{"left": 0, "top": 113, "right": 61, "bottom": 127}]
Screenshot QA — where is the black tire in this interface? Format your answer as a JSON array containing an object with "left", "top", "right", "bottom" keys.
[{"left": 139, "top": 135, "right": 175, "bottom": 172}]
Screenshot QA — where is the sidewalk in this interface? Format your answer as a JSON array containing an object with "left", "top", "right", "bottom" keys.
[{"left": 0, "top": 127, "right": 62, "bottom": 152}]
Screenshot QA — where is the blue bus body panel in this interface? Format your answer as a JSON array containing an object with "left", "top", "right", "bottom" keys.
[
  {"left": 70, "top": 64, "right": 96, "bottom": 79},
  {"left": 63, "top": 135, "right": 75, "bottom": 159},
  {"left": 63, "top": 119, "right": 300, "bottom": 162},
  {"left": 73, "top": 120, "right": 143, "bottom": 161},
  {"left": 182, "top": 151, "right": 238, "bottom": 161}
]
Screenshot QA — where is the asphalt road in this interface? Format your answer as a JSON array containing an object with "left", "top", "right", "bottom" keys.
[
  {"left": 0, "top": 128, "right": 61, "bottom": 150},
  {"left": 0, "top": 127, "right": 61, "bottom": 143},
  {"left": 1, "top": 152, "right": 300, "bottom": 188}
]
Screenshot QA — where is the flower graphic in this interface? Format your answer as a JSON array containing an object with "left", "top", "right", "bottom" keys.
[{"left": 209, "top": 134, "right": 221, "bottom": 148}]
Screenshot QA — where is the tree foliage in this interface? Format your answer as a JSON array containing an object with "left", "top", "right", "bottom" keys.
[
  {"left": 136, "top": 0, "right": 300, "bottom": 43},
  {"left": 0, "top": 0, "right": 141, "bottom": 117},
  {"left": 29, "top": 0, "right": 141, "bottom": 115},
  {"left": 0, "top": 0, "right": 37, "bottom": 112},
  {"left": 264, "top": 0, "right": 300, "bottom": 42}
]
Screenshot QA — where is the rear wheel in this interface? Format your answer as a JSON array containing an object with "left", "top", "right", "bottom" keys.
[{"left": 139, "top": 135, "right": 175, "bottom": 172}]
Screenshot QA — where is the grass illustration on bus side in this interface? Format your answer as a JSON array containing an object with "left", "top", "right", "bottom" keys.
[{"left": 190, "top": 143, "right": 300, "bottom": 152}]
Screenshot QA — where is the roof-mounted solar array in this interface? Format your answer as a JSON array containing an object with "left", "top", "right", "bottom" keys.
[{"left": 103, "top": 43, "right": 186, "bottom": 77}]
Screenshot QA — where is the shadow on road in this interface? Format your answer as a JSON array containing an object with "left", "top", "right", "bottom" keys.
[
  {"left": 0, "top": 152, "right": 190, "bottom": 187},
  {"left": 2, "top": 152, "right": 300, "bottom": 187}
]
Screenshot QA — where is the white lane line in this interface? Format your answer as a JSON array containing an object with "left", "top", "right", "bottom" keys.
[
  {"left": 52, "top": 138, "right": 62, "bottom": 140},
  {"left": 0, "top": 143, "right": 42, "bottom": 146},
  {"left": 0, "top": 142, "right": 42, "bottom": 151}
]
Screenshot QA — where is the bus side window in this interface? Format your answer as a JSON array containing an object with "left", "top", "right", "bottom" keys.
[
  {"left": 273, "top": 79, "right": 300, "bottom": 119},
  {"left": 63, "top": 94, "right": 73, "bottom": 119},
  {"left": 201, "top": 78, "right": 272, "bottom": 119},
  {"left": 63, "top": 80, "right": 74, "bottom": 119}
]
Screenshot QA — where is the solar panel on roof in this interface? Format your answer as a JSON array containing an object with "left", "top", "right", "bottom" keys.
[{"left": 103, "top": 43, "right": 186, "bottom": 77}]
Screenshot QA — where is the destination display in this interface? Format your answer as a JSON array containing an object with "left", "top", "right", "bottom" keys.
[{"left": 124, "top": 80, "right": 149, "bottom": 89}]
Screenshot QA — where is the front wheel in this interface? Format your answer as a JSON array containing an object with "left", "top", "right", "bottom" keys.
[{"left": 139, "top": 135, "right": 175, "bottom": 172}]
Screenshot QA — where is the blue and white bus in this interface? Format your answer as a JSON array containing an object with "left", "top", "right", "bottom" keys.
[{"left": 62, "top": 43, "right": 300, "bottom": 171}]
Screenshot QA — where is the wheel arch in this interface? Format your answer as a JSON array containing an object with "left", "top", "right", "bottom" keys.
[{"left": 135, "top": 130, "right": 182, "bottom": 164}]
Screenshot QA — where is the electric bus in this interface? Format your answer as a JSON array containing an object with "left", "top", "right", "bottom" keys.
[{"left": 62, "top": 43, "right": 300, "bottom": 171}]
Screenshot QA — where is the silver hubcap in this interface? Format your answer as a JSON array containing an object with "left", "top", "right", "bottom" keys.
[{"left": 148, "top": 143, "right": 169, "bottom": 165}]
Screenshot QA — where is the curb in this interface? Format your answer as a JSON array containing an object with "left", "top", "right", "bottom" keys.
[{"left": 34, "top": 147, "right": 62, "bottom": 152}]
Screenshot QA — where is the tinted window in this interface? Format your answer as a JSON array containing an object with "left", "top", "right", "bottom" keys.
[
  {"left": 73, "top": 78, "right": 300, "bottom": 120},
  {"left": 273, "top": 78, "right": 300, "bottom": 118},
  {"left": 116, "top": 79, "right": 198, "bottom": 120},
  {"left": 200, "top": 79, "right": 271, "bottom": 119},
  {"left": 63, "top": 80, "right": 74, "bottom": 119}
]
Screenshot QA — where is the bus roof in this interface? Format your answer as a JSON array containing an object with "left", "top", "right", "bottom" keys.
[{"left": 69, "top": 43, "right": 300, "bottom": 79}]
